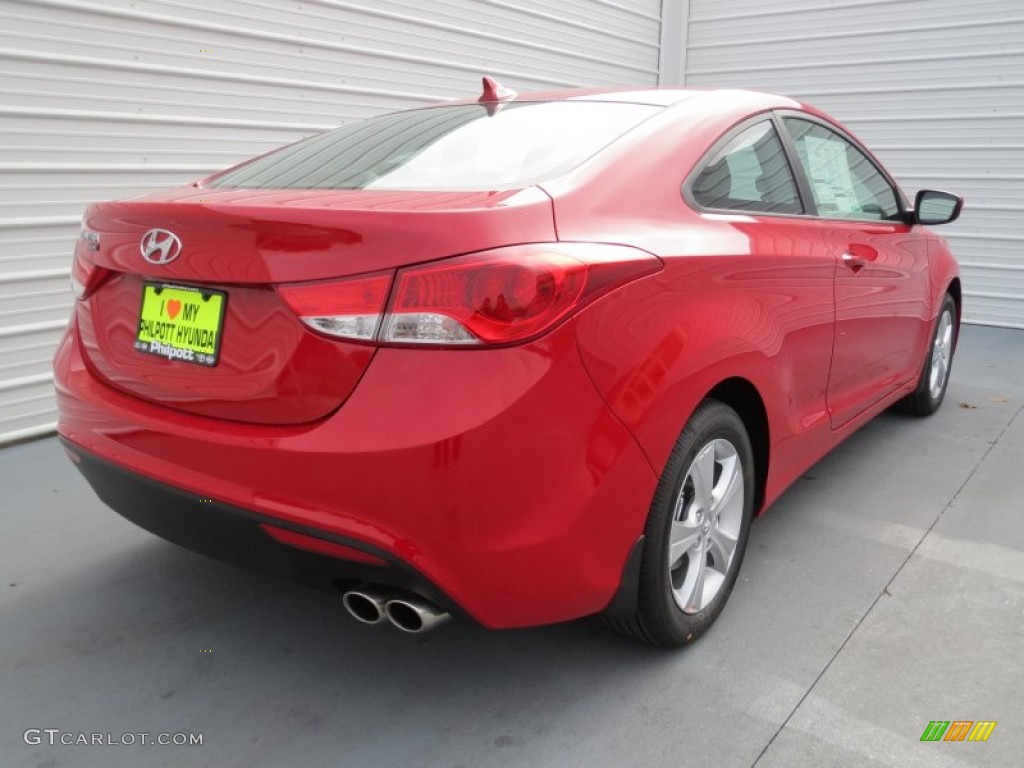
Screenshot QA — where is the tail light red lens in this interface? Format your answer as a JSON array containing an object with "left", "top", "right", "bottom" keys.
[
  {"left": 382, "top": 250, "right": 588, "bottom": 344},
  {"left": 383, "top": 244, "right": 661, "bottom": 345},
  {"left": 277, "top": 271, "right": 392, "bottom": 341},
  {"left": 277, "top": 244, "right": 661, "bottom": 346}
]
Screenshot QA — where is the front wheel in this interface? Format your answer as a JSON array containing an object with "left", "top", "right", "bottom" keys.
[
  {"left": 607, "top": 399, "right": 755, "bottom": 647},
  {"left": 894, "top": 294, "right": 958, "bottom": 416}
]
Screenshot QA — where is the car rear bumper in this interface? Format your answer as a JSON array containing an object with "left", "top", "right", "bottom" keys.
[
  {"left": 62, "top": 439, "right": 467, "bottom": 615},
  {"left": 54, "top": 313, "right": 658, "bottom": 628}
]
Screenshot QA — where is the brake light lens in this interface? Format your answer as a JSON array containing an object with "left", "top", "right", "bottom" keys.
[
  {"left": 382, "top": 250, "right": 585, "bottom": 344},
  {"left": 71, "top": 238, "right": 109, "bottom": 299},
  {"left": 384, "top": 245, "right": 661, "bottom": 345},
  {"left": 277, "top": 244, "right": 661, "bottom": 346},
  {"left": 278, "top": 271, "right": 392, "bottom": 341}
]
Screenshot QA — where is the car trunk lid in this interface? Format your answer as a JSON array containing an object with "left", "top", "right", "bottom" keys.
[{"left": 75, "top": 186, "right": 556, "bottom": 425}]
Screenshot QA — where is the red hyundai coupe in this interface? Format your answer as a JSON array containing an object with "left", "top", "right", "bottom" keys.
[{"left": 54, "top": 81, "right": 962, "bottom": 646}]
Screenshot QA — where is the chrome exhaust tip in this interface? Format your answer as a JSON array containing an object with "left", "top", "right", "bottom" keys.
[
  {"left": 384, "top": 596, "right": 451, "bottom": 633},
  {"left": 342, "top": 586, "right": 398, "bottom": 625}
]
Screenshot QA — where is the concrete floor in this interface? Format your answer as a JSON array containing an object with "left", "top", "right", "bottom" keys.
[{"left": 2, "top": 324, "right": 1022, "bottom": 768}]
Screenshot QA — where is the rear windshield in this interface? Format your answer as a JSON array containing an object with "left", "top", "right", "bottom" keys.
[{"left": 209, "top": 101, "right": 661, "bottom": 191}]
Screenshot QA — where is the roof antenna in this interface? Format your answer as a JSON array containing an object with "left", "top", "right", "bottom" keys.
[{"left": 479, "top": 76, "right": 517, "bottom": 115}]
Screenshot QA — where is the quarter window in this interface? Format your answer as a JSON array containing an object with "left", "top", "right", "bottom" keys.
[
  {"left": 783, "top": 118, "right": 900, "bottom": 221},
  {"left": 690, "top": 121, "right": 802, "bottom": 214}
]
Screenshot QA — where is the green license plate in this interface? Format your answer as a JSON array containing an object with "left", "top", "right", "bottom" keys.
[{"left": 134, "top": 283, "right": 227, "bottom": 367}]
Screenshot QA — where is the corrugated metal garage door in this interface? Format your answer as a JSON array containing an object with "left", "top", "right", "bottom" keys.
[
  {"left": 0, "top": 0, "right": 662, "bottom": 445},
  {"left": 682, "top": 0, "right": 1024, "bottom": 330}
]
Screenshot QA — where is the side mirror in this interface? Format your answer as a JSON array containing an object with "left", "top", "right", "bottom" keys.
[{"left": 914, "top": 189, "right": 963, "bottom": 226}]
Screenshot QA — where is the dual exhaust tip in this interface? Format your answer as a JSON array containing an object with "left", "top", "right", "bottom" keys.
[{"left": 342, "top": 586, "right": 450, "bottom": 633}]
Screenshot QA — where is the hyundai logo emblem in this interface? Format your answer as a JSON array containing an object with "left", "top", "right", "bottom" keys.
[{"left": 140, "top": 229, "right": 183, "bottom": 265}]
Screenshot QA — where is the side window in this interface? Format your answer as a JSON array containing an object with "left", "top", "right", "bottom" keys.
[
  {"left": 783, "top": 118, "right": 900, "bottom": 221},
  {"left": 690, "top": 121, "right": 802, "bottom": 214}
]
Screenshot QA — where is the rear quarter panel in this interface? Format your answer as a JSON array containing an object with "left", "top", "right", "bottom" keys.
[
  {"left": 550, "top": 92, "right": 839, "bottom": 509},
  {"left": 572, "top": 220, "right": 835, "bottom": 510}
]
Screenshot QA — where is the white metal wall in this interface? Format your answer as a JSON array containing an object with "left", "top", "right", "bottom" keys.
[
  {"left": 0, "top": 0, "right": 662, "bottom": 444},
  {"left": 681, "top": 0, "right": 1024, "bottom": 330}
]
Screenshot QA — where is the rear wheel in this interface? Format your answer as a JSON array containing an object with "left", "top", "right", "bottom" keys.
[
  {"left": 608, "top": 399, "right": 755, "bottom": 647},
  {"left": 894, "top": 294, "right": 957, "bottom": 416}
]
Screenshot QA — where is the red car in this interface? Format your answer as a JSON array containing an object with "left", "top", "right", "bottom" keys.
[{"left": 55, "top": 82, "right": 962, "bottom": 646}]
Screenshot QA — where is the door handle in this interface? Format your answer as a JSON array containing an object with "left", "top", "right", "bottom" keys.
[{"left": 841, "top": 252, "right": 867, "bottom": 271}]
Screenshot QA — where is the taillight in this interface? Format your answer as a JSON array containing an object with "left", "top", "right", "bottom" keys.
[
  {"left": 277, "top": 244, "right": 661, "bottom": 346},
  {"left": 71, "top": 232, "right": 109, "bottom": 299},
  {"left": 277, "top": 271, "right": 392, "bottom": 341}
]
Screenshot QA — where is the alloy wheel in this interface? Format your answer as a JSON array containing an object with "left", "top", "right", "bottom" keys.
[
  {"left": 929, "top": 308, "right": 955, "bottom": 400},
  {"left": 668, "top": 438, "right": 745, "bottom": 614}
]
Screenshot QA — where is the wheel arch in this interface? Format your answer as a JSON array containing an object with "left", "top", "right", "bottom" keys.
[
  {"left": 947, "top": 277, "right": 962, "bottom": 326},
  {"left": 704, "top": 377, "right": 770, "bottom": 516},
  {"left": 603, "top": 374, "right": 772, "bottom": 622}
]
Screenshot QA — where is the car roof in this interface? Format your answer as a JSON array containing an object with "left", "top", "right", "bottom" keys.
[{"left": 440, "top": 85, "right": 804, "bottom": 112}]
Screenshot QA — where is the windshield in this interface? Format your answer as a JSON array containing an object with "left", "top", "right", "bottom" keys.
[{"left": 209, "top": 101, "right": 661, "bottom": 191}]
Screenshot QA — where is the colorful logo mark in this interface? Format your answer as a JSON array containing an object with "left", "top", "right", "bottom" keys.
[{"left": 920, "top": 721, "right": 997, "bottom": 742}]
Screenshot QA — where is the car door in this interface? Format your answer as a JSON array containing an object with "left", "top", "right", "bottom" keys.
[{"left": 781, "top": 116, "right": 932, "bottom": 429}]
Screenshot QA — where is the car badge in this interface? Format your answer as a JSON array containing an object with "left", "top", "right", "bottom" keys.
[{"left": 140, "top": 229, "right": 183, "bottom": 265}]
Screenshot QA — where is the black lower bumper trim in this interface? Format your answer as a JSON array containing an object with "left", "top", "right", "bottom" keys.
[{"left": 62, "top": 438, "right": 468, "bottom": 620}]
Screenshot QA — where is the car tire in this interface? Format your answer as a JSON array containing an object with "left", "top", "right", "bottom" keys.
[
  {"left": 606, "top": 399, "right": 755, "bottom": 647},
  {"left": 893, "top": 294, "right": 958, "bottom": 417}
]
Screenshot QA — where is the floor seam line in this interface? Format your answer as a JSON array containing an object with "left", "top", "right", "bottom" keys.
[{"left": 749, "top": 400, "right": 1024, "bottom": 766}]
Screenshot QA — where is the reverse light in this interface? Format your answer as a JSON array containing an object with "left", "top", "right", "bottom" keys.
[{"left": 278, "top": 244, "right": 661, "bottom": 346}]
